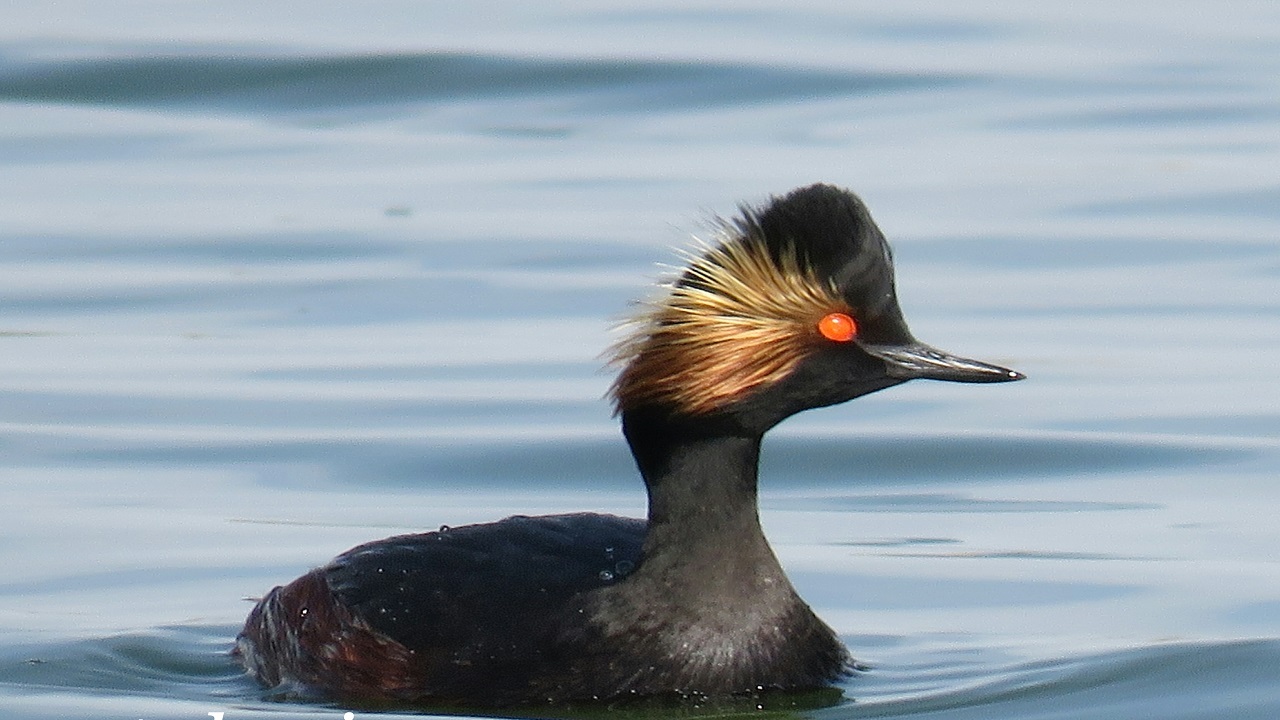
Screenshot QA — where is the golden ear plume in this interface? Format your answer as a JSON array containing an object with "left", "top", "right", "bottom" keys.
[{"left": 609, "top": 221, "right": 851, "bottom": 416}]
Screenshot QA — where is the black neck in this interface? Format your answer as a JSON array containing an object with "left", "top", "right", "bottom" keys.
[
  {"left": 621, "top": 409, "right": 787, "bottom": 587},
  {"left": 610, "top": 408, "right": 850, "bottom": 687}
]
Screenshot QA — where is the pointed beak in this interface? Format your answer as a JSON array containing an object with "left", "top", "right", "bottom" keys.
[{"left": 863, "top": 342, "right": 1025, "bottom": 383}]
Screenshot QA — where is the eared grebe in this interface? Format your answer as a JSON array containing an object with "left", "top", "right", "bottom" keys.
[{"left": 235, "top": 184, "right": 1023, "bottom": 707}]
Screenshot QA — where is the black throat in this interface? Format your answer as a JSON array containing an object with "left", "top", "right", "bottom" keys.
[
  {"left": 600, "top": 407, "right": 849, "bottom": 694},
  {"left": 620, "top": 408, "right": 789, "bottom": 592}
]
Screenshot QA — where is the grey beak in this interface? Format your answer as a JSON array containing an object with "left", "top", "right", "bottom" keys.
[{"left": 864, "top": 342, "right": 1025, "bottom": 383}]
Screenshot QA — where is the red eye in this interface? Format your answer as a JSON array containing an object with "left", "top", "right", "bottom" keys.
[{"left": 817, "top": 312, "right": 857, "bottom": 342}]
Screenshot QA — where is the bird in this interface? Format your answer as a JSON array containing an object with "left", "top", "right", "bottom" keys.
[{"left": 234, "top": 183, "right": 1023, "bottom": 707}]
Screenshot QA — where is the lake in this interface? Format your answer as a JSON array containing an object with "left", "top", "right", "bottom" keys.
[{"left": 1, "top": 1, "right": 1278, "bottom": 718}]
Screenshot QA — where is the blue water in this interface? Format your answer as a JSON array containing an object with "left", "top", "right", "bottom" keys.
[{"left": 2, "top": 2, "right": 1279, "bottom": 718}]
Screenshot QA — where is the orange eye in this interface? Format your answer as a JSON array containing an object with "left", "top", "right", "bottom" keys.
[{"left": 817, "top": 312, "right": 857, "bottom": 342}]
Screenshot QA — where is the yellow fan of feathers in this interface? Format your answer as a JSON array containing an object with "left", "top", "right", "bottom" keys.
[{"left": 609, "top": 224, "right": 852, "bottom": 416}]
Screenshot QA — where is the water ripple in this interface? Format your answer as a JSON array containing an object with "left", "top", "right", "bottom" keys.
[
  {"left": 6, "top": 627, "right": 1277, "bottom": 719},
  {"left": 0, "top": 50, "right": 969, "bottom": 116},
  {"left": 0, "top": 625, "right": 241, "bottom": 698},
  {"left": 850, "top": 640, "right": 1280, "bottom": 719}
]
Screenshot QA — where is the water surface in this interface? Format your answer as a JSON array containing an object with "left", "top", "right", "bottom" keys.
[{"left": 2, "top": 2, "right": 1279, "bottom": 718}]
